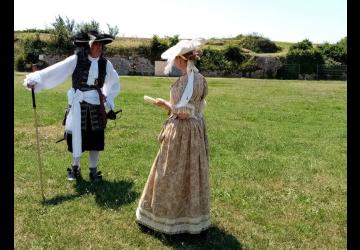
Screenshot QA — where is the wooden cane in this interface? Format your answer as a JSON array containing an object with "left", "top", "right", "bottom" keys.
[{"left": 31, "top": 65, "right": 46, "bottom": 202}]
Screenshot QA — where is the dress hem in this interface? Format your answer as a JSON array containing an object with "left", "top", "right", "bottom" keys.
[{"left": 136, "top": 207, "right": 211, "bottom": 235}]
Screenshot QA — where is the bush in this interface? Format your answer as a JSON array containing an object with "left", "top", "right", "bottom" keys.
[
  {"left": 290, "top": 39, "right": 313, "bottom": 50},
  {"left": 323, "top": 58, "right": 342, "bottom": 66},
  {"left": 337, "top": 37, "right": 347, "bottom": 52},
  {"left": 317, "top": 40, "right": 347, "bottom": 65},
  {"left": 15, "top": 53, "right": 26, "bottom": 71},
  {"left": 138, "top": 45, "right": 151, "bottom": 58},
  {"left": 197, "top": 48, "right": 231, "bottom": 72},
  {"left": 76, "top": 19, "right": 100, "bottom": 33},
  {"left": 23, "top": 34, "right": 48, "bottom": 64},
  {"left": 239, "top": 56, "right": 259, "bottom": 76},
  {"left": 167, "top": 35, "right": 179, "bottom": 47},
  {"left": 106, "top": 24, "right": 119, "bottom": 38},
  {"left": 15, "top": 28, "right": 51, "bottom": 33},
  {"left": 238, "top": 33, "right": 280, "bottom": 53},
  {"left": 149, "top": 35, "right": 169, "bottom": 62},
  {"left": 286, "top": 39, "right": 324, "bottom": 74},
  {"left": 224, "top": 46, "right": 245, "bottom": 64},
  {"left": 48, "top": 15, "right": 75, "bottom": 54}
]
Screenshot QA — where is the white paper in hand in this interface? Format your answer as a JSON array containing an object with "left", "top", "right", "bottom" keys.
[{"left": 144, "top": 95, "right": 156, "bottom": 105}]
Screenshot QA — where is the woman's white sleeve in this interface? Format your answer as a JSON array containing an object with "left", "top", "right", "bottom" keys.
[
  {"left": 23, "top": 55, "right": 77, "bottom": 93},
  {"left": 102, "top": 60, "right": 120, "bottom": 110}
]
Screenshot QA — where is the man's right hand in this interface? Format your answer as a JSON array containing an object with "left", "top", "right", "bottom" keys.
[{"left": 25, "top": 80, "right": 38, "bottom": 89}]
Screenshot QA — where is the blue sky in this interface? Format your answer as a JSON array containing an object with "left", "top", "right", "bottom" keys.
[{"left": 14, "top": 0, "right": 347, "bottom": 43}]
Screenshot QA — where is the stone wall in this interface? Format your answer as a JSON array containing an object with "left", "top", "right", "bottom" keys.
[
  {"left": 42, "top": 54, "right": 154, "bottom": 76},
  {"left": 42, "top": 54, "right": 284, "bottom": 78},
  {"left": 253, "top": 56, "right": 283, "bottom": 78}
]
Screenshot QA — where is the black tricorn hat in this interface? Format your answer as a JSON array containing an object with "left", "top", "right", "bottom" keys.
[{"left": 73, "top": 30, "right": 114, "bottom": 47}]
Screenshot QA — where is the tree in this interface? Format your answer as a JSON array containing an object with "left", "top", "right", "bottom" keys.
[
  {"left": 49, "top": 15, "right": 75, "bottom": 54},
  {"left": 168, "top": 35, "right": 179, "bottom": 47},
  {"left": 76, "top": 19, "right": 101, "bottom": 33},
  {"left": 239, "top": 57, "right": 259, "bottom": 77},
  {"left": 107, "top": 24, "right": 119, "bottom": 38},
  {"left": 286, "top": 39, "right": 324, "bottom": 74},
  {"left": 289, "top": 39, "right": 313, "bottom": 50},
  {"left": 197, "top": 48, "right": 231, "bottom": 72},
  {"left": 150, "top": 35, "right": 169, "bottom": 61},
  {"left": 317, "top": 42, "right": 346, "bottom": 65},
  {"left": 51, "top": 15, "right": 75, "bottom": 34},
  {"left": 238, "top": 33, "right": 280, "bottom": 53},
  {"left": 337, "top": 37, "right": 347, "bottom": 52},
  {"left": 336, "top": 37, "right": 347, "bottom": 64},
  {"left": 23, "top": 33, "right": 47, "bottom": 64},
  {"left": 224, "top": 46, "right": 244, "bottom": 64}
]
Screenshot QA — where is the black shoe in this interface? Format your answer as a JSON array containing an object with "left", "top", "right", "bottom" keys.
[
  {"left": 67, "top": 165, "right": 81, "bottom": 181},
  {"left": 136, "top": 221, "right": 151, "bottom": 233},
  {"left": 89, "top": 171, "right": 102, "bottom": 183},
  {"left": 199, "top": 228, "right": 209, "bottom": 239}
]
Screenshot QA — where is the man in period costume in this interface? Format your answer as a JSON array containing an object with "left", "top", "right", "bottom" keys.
[{"left": 24, "top": 30, "right": 120, "bottom": 183}]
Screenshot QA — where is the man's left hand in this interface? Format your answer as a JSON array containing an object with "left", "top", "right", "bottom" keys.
[{"left": 107, "top": 110, "right": 117, "bottom": 120}]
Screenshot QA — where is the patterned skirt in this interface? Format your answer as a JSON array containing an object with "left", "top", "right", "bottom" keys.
[{"left": 136, "top": 116, "right": 210, "bottom": 234}]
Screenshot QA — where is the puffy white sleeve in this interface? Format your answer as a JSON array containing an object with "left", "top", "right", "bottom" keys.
[
  {"left": 23, "top": 55, "right": 78, "bottom": 93},
  {"left": 102, "top": 60, "right": 120, "bottom": 110}
]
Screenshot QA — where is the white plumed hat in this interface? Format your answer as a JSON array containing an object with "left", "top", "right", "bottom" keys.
[{"left": 161, "top": 38, "right": 206, "bottom": 75}]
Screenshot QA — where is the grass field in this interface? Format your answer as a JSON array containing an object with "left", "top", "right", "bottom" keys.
[{"left": 14, "top": 73, "right": 346, "bottom": 249}]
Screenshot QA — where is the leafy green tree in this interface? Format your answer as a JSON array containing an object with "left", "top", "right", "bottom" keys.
[
  {"left": 286, "top": 39, "right": 324, "bottom": 74},
  {"left": 49, "top": 15, "right": 75, "bottom": 54},
  {"left": 223, "top": 45, "right": 245, "bottom": 72},
  {"left": 168, "top": 35, "right": 179, "bottom": 47},
  {"left": 197, "top": 48, "right": 231, "bottom": 72},
  {"left": 337, "top": 37, "right": 347, "bottom": 52},
  {"left": 23, "top": 33, "right": 48, "bottom": 63},
  {"left": 290, "top": 39, "right": 313, "bottom": 50},
  {"left": 239, "top": 57, "right": 259, "bottom": 77},
  {"left": 76, "top": 19, "right": 101, "bottom": 33},
  {"left": 150, "top": 35, "right": 169, "bottom": 61},
  {"left": 107, "top": 24, "right": 119, "bottom": 38},
  {"left": 238, "top": 33, "right": 280, "bottom": 53},
  {"left": 317, "top": 42, "right": 346, "bottom": 65},
  {"left": 336, "top": 37, "right": 347, "bottom": 64},
  {"left": 224, "top": 46, "right": 244, "bottom": 64}
]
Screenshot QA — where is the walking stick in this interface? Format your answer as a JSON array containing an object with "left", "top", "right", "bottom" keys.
[{"left": 31, "top": 69, "right": 46, "bottom": 202}]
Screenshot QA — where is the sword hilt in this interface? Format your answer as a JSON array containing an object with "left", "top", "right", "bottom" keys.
[{"left": 114, "top": 109, "right": 122, "bottom": 115}]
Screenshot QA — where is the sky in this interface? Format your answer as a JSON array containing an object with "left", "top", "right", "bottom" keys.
[{"left": 14, "top": 0, "right": 347, "bottom": 44}]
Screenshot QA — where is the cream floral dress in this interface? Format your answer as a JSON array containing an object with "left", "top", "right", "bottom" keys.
[{"left": 136, "top": 72, "right": 210, "bottom": 234}]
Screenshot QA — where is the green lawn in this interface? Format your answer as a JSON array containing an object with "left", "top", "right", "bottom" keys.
[{"left": 14, "top": 73, "right": 346, "bottom": 249}]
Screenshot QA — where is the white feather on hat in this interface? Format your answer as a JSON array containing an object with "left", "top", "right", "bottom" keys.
[{"left": 73, "top": 31, "right": 114, "bottom": 47}]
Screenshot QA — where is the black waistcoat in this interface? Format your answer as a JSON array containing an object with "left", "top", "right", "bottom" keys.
[
  {"left": 68, "top": 50, "right": 108, "bottom": 131},
  {"left": 72, "top": 50, "right": 107, "bottom": 90}
]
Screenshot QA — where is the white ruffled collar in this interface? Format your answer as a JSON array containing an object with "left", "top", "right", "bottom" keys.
[{"left": 88, "top": 55, "right": 100, "bottom": 62}]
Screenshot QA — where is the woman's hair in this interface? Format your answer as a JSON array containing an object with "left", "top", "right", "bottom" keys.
[
  {"left": 75, "top": 46, "right": 89, "bottom": 56},
  {"left": 75, "top": 43, "right": 106, "bottom": 57},
  {"left": 182, "top": 50, "right": 202, "bottom": 61}
]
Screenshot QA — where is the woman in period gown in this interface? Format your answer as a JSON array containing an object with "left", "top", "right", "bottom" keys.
[{"left": 136, "top": 38, "right": 211, "bottom": 235}]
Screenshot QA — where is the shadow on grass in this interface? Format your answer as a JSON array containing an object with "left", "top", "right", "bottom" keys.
[
  {"left": 43, "top": 176, "right": 139, "bottom": 209},
  {"left": 139, "top": 224, "right": 242, "bottom": 250}
]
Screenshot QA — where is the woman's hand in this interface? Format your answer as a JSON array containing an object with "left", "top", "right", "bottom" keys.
[
  {"left": 155, "top": 98, "right": 171, "bottom": 111},
  {"left": 176, "top": 112, "right": 190, "bottom": 119}
]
